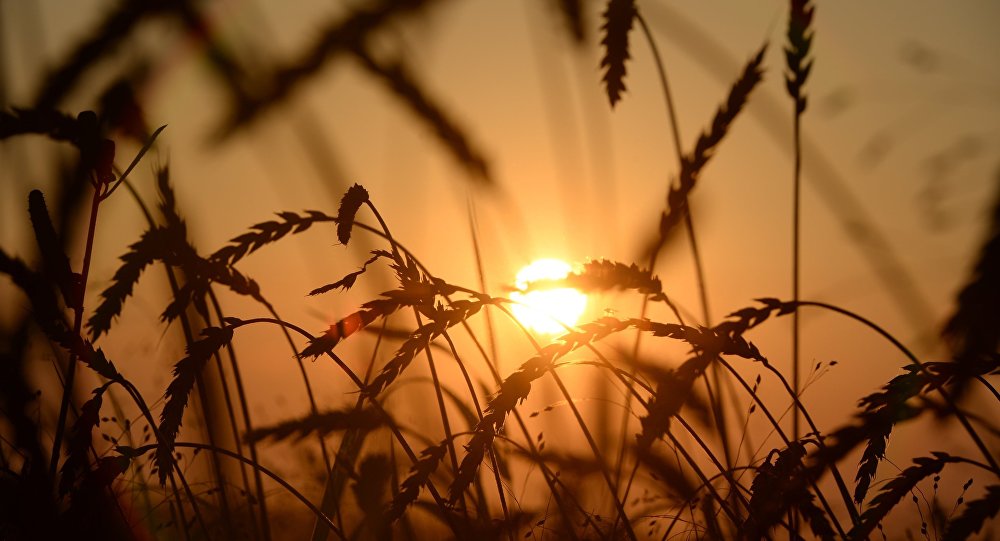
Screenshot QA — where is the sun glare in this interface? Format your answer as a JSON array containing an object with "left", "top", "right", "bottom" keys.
[{"left": 510, "top": 258, "right": 587, "bottom": 334}]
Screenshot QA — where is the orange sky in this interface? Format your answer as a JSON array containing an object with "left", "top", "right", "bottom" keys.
[{"left": 1, "top": 0, "right": 998, "bottom": 516}]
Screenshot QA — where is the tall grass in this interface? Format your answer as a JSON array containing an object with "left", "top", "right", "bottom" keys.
[{"left": 1, "top": 1, "right": 998, "bottom": 540}]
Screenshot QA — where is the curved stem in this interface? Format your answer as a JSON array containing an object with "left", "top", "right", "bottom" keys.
[
  {"left": 412, "top": 312, "right": 464, "bottom": 517},
  {"left": 714, "top": 358, "right": 848, "bottom": 537},
  {"left": 441, "top": 331, "right": 513, "bottom": 537},
  {"left": 203, "top": 291, "right": 262, "bottom": 538},
  {"left": 206, "top": 290, "right": 271, "bottom": 540},
  {"left": 261, "top": 300, "right": 331, "bottom": 472},
  {"left": 491, "top": 304, "right": 638, "bottom": 539},
  {"left": 630, "top": 17, "right": 735, "bottom": 525},
  {"left": 798, "top": 300, "right": 1000, "bottom": 475},
  {"left": 663, "top": 429, "right": 741, "bottom": 528},
  {"left": 753, "top": 356, "right": 861, "bottom": 525},
  {"left": 635, "top": 13, "right": 683, "bottom": 162},
  {"left": 133, "top": 441, "right": 346, "bottom": 540},
  {"left": 661, "top": 465, "right": 758, "bottom": 540},
  {"left": 546, "top": 368, "right": 639, "bottom": 541},
  {"left": 455, "top": 313, "right": 581, "bottom": 539},
  {"left": 976, "top": 375, "right": 1000, "bottom": 403},
  {"left": 123, "top": 177, "right": 262, "bottom": 539},
  {"left": 226, "top": 317, "right": 462, "bottom": 535},
  {"left": 120, "top": 380, "right": 208, "bottom": 538},
  {"left": 674, "top": 414, "right": 750, "bottom": 510}
]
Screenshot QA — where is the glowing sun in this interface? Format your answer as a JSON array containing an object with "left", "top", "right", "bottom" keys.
[{"left": 510, "top": 258, "right": 587, "bottom": 334}]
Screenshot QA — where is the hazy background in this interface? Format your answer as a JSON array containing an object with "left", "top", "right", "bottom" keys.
[{"left": 2, "top": 0, "right": 998, "bottom": 530}]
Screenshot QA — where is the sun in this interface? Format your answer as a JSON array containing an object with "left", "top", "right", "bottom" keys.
[{"left": 509, "top": 258, "right": 587, "bottom": 334}]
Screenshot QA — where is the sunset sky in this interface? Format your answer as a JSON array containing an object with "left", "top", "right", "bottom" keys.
[{"left": 2, "top": 0, "right": 998, "bottom": 516}]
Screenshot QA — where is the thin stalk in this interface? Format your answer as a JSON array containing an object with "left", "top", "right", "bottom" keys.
[
  {"left": 976, "top": 375, "right": 1000, "bottom": 403},
  {"left": 660, "top": 466, "right": 759, "bottom": 540},
  {"left": 546, "top": 367, "right": 638, "bottom": 541},
  {"left": 231, "top": 318, "right": 462, "bottom": 536},
  {"left": 260, "top": 300, "right": 331, "bottom": 472},
  {"left": 134, "top": 442, "right": 346, "bottom": 540},
  {"left": 617, "top": 18, "right": 734, "bottom": 520},
  {"left": 361, "top": 197, "right": 469, "bottom": 527},
  {"left": 88, "top": 376, "right": 193, "bottom": 541},
  {"left": 120, "top": 380, "right": 208, "bottom": 539},
  {"left": 636, "top": 13, "right": 683, "bottom": 161},
  {"left": 673, "top": 416, "right": 749, "bottom": 523},
  {"left": 412, "top": 311, "right": 464, "bottom": 517},
  {"left": 313, "top": 208, "right": 561, "bottom": 533},
  {"left": 456, "top": 316, "right": 580, "bottom": 538},
  {"left": 311, "top": 318, "right": 387, "bottom": 541},
  {"left": 176, "top": 190, "right": 322, "bottom": 533},
  {"left": 792, "top": 76, "right": 803, "bottom": 446},
  {"left": 326, "top": 359, "right": 459, "bottom": 536},
  {"left": 49, "top": 180, "right": 102, "bottom": 480},
  {"left": 178, "top": 295, "right": 236, "bottom": 534},
  {"left": 323, "top": 202, "right": 603, "bottom": 532},
  {"left": 100, "top": 125, "right": 167, "bottom": 200},
  {"left": 206, "top": 293, "right": 262, "bottom": 539},
  {"left": 611, "top": 10, "right": 679, "bottom": 495},
  {"left": 441, "top": 331, "right": 513, "bottom": 540},
  {"left": 364, "top": 201, "right": 401, "bottom": 262},
  {"left": 752, "top": 357, "right": 860, "bottom": 525},
  {"left": 121, "top": 178, "right": 241, "bottom": 536},
  {"left": 436, "top": 301, "right": 579, "bottom": 535},
  {"left": 663, "top": 430, "right": 741, "bottom": 528},
  {"left": 493, "top": 304, "right": 653, "bottom": 537},
  {"left": 797, "top": 301, "right": 1000, "bottom": 475},
  {"left": 637, "top": 9, "right": 731, "bottom": 475},
  {"left": 466, "top": 197, "right": 500, "bottom": 368},
  {"left": 714, "top": 358, "right": 849, "bottom": 536},
  {"left": 166, "top": 242, "right": 238, "bottom": 532},
  {"left": 461, "top": 198, "right": 515, "bottom": 537},
  {"left": 489, "top": 433, "right": 605, "bottom": 539},
  {"left": 206, "top": 291, "right": 272, "bottom": 540},
  {"left": 615, "top": 406, "right": 751, "bottom": 537}
]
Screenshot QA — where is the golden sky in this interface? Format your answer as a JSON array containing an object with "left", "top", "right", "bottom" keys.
[{"left": 2, "top": 0, "right": 998, "bottom": 500}]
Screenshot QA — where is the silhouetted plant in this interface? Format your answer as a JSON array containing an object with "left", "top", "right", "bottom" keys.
[{"left": 1, "top": 2, "right": 997, "bottom": 540}]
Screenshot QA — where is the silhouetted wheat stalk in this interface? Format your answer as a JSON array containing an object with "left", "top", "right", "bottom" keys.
[
  {"left": 786, "top": 0, "right": 814, "bottom": 446},
  {"left": 658, "top": 43, "right": 767, "bottom": 241},
  {"left": 743, "top": 440, "right": 835, "bottom": 541},
  {"left": 2, "top": 2, "right": 999, "bottom": 539}
]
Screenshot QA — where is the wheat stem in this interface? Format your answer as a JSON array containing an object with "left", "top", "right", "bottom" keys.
[
  {"left": 441, "top": 330, "right": 513, "bottom": 538},
  {"left": 459, "top": 308, "right": 581, "bottom": 537},
  {"left": 228, "top": 317, "right": 463, "bottom": 535},
  {"left": 547, "top": 367, "right": 639, "bottom": 541},
  {"left": 134, "top": 441, "right": 346, "bottom": 540},
  {"left": 797, "top": 301, "right": 1000, "bottom": 475},
  {"left": 715, "top": 358, "right": 849, "bottom": 536},
  {"left": 120, "top": 380, "right": 207, "bottom": 539},
  {"left": 49, "top": 181, "right": 102, "bottom": 481},
  {"left": 206, "top": 290, "right": 271, "bottom": 539},
  {"left": 134, "top": 173, "right": 242, "bottom": 535}
]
